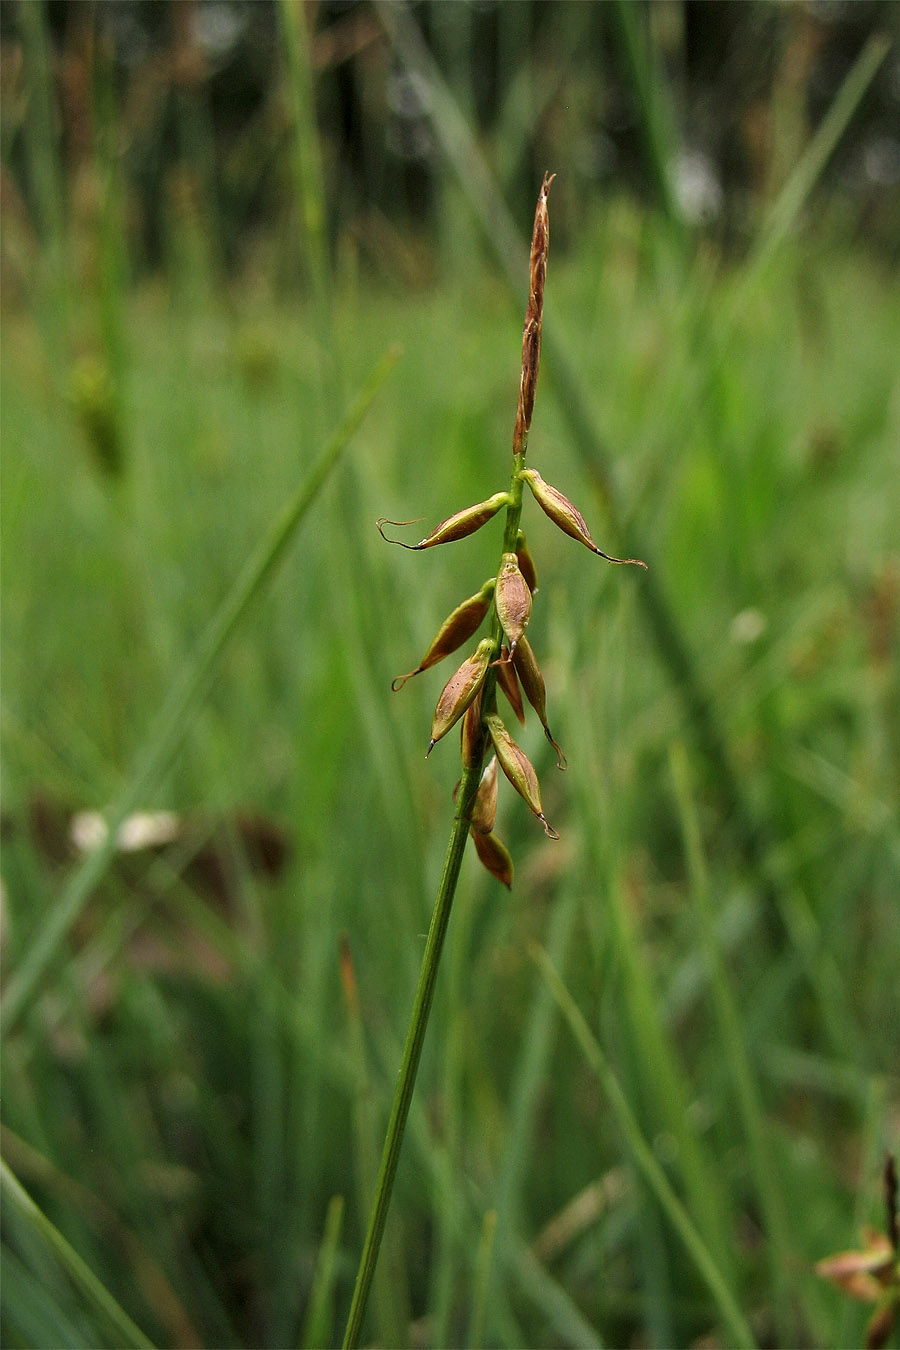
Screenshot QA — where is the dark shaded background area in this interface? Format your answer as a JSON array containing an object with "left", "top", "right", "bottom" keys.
[{"left": 4, "top": 0, "right": 898, "bottom": 291}]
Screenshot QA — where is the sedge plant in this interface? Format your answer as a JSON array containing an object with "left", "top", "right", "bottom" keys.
[{"left": 343, "top": 174, "right": 645, "bottom": 1347}]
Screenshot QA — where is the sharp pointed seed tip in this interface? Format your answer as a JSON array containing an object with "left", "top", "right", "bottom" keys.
[
  {"left": 391, "top": 670, "right": 420, "bottom": 692},
  {"left": 544, "top": 726, "right": 568, "bottom": 770},
  {"left": 591, "top": 546, "right": 649, "bottom": 568}
]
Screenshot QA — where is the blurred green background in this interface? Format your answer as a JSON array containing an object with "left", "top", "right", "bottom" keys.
[{"left": 2, "top": 3, "right": 899, "bottom": 1347}]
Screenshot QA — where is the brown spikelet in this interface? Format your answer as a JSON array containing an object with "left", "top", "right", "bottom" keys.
[
  {"left": 513, "top": 172, "right": 555, "bottom": 457},
  {"left": 494, "top": 552, "right": 532, "bottom": 655},
  {"left": 515, "top": 530, "right": 539, "bottom": 594},
  {"left": 512, "top": 636, "right": 567, "bottom": 768},
  {"left": 392, "top": 580, "right": 495, "bottom": 690},
  {"left": 428, "top": 640, "right": 493, "bottom": 756},
  {"left": 486, "top": 714, "right": 559, "bottom": 839},
  {"left": 495, "top": 647, "right": 526, "bottom": 725},
  {"left": 460, "top": 688, "right": 485, "bottom": 769},
  {"left": 519, "top": 467, "right": 647, "bottom": 567},
  {"left": 470, "top": 827, "right": 514, "bottom": 889},
  {"left": 377, "top": 492, "right": 509, "bottom": 550},
  {"left": 469, "top": 756, "right": 499, "bottom": 835}
]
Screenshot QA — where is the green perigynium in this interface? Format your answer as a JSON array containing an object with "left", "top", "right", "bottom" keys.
[{"left": 384, "top": 172, "right": 646, "bottom": 885}]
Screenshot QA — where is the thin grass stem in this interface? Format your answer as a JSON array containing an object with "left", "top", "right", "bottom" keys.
[
  {"left": 738, "top": 31, "right": 890, "bottom": 304},
  {"left": 341, "top": 753, "right": 484, "bottom": 1349}
]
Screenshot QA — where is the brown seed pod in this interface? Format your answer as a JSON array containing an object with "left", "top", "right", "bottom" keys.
[
  {"left": 519, "top": 467, "right": 647, "bottom": 568},
  {"left": 470, "top": 827, "right": 514, "bottom": 889},
  {"left": 428, "top": 639, "right": 494, "bottom": 757},
  {"left": 460, "top": 687, "right": 485, "bottom": 770},
  {"left": 515, "top": 530, "right": 539, "bottom": 594},
  {"left": 486, "top": 714, "right": 559, "bottom": 838},
  {"left": 392, "top": 579, "right": 495, "bottom": 690},
  {"left": 494, "top": 552, "right": 532, "bottom": 655},
  {"left": 495, "top": 646, "right": 526, "bottom": 725},
  {"left": 469, "top": 756, "right": 499, "bottom": 835},
  {"left": 377, "top": 492, "right": 509, "bottom": 550},
  {"left": 512, "top": 636, "right": 567, "bottom": 768}
]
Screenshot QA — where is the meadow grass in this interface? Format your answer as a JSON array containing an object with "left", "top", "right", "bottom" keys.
[{"left": 2, "top": 171, "right": 899, "bottom": 1350}]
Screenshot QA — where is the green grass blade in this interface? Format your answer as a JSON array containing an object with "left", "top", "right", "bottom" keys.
[
  {"left": 1, "top": 1125, "right": 202, "bottom": 1347},
  {"left": 467, "top": 1208, "right": 498, "bottom": 1350},
  {"left": 1, "top": 1159, "right": 155, "bottom": 1350},
  {"left": 739, "top": 31, "right": 891, "bottom": 303},
  {"left": 16, "top": 0, "right": 68, "bottom": 320},
  {"left": 608, "top": 0, "right": 684, "bottom": 232},
  {"left": 668, "top": 741, "right": 828, "bottom": 1342},
  {"left": 485, "top": 886, "right": 581, "bottom": 1342},
  {"left": 300, "top": 1194, "right": 345, "bottom": 1350},
  {"left": 530, "top": 943, "right": 757, "bottom": 1350},
  {"left": 511, "top": 1239, "right": 604, "bottom": 1350},
  {"left": 0, "top": 1242, "right": 90, "bottom": 1349},
  {"left": 604, "top": 871, "right": 737, "bottom": 1284},
  {"left": 278, "top": 0, "right": 335, "bottom": 382},
  {"left": 1, "top": 345, "right": 400, "bottom": 1032}
]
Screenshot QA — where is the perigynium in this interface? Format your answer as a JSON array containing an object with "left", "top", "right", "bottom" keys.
[{"left": 343, "top": 174, "right": 645, "bottom": 1347}]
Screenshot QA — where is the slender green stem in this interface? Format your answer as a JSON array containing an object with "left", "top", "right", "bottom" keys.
[
  {"left": 343, "top": 461, "right": 528, "bottom": 1347},
  {"left": 342, "top": 754, "right": 483, "bottom": 1348}
]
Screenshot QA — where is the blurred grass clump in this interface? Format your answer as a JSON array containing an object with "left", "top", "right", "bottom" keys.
[{"left": 1, "top": 3, "right": 899, "bottom": 1348}]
